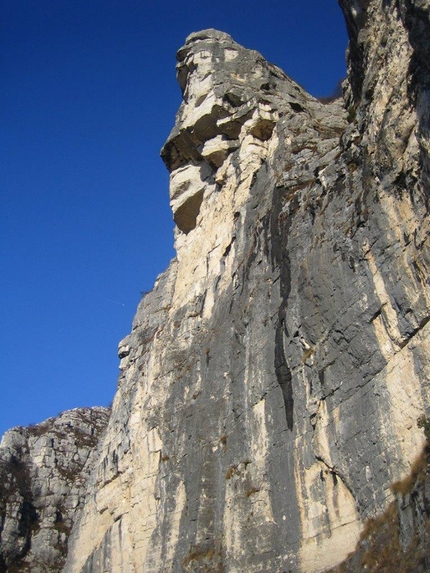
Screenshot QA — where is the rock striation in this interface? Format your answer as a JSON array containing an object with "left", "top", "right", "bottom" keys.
[
  {"left": 0, "top": 408, "right": 109, "bottom": 572},
  {"left": 2, "top": 0, "right": 430, "bottom": 571},
  {"left": 63, "top": 3, "right": 430, "bottom": 569}
]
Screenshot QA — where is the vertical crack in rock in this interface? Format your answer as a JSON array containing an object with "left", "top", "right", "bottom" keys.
[
  {"left": 274, "top": 326, "right": 293, "bottom": 430},
  {"left": 271, "top": 186, "right": 295, "bottom": 431}
]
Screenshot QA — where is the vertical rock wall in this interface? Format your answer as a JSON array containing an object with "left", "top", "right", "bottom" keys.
[
  {"left": 63, "top": 3, "right": 430, "bottom": 569},
  {"left": 2, "top": 1, "right": 429, "bottom": 571}
]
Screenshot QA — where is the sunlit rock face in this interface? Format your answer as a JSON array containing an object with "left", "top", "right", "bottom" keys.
[
  {"left": 0, "top": 408, "right": 109, "bottom": 572},
  {"left": 62, "top": 9, "right": 430, "bottom": 570},
  {"left": 3, "top": 0, "right": 430, "bottom": 570}
]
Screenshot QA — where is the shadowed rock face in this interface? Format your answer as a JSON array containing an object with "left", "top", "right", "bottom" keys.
[
  {"left": 3, "top": 1, "right": 430, "bottom": 571},
  {"left": 0, "top": 408, "right": 109, "bottom": 572},
  {"left": 328, "top": 445, "right": 430, "bottom": 573}
]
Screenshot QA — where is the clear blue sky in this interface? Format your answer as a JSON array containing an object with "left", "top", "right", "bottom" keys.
[{"left": 1, "top": 1, "right": 348, "bottom": 438}]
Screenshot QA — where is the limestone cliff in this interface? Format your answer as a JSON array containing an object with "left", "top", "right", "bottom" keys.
[
  {"left": 2, "top": 0, "right": 430, "bottom": 571},
  {"left": 63, "top": 0, "right": 430, "bottom": 569},
  {"left": 328, "top": 444, "right": 430, "bottom": 572},
  {"left": 0, "top": 408, "right": 109, "bottom": 572}
]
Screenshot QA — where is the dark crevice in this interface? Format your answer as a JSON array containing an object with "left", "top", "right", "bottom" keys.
[
  {"left": 289, "top": 102, "right": 305, "bottom": 113},
  {"left": 270, "top": 186, "right": 294, "bottom": 430},
  {"left": 174, "top": 189, "right": 205, "bottom": 234},
  {"left": 275, "top": 327, "right": 294, "bottom": 430},
  {"left": 399, "top": 315, "right": 430, "bottom": 349}
]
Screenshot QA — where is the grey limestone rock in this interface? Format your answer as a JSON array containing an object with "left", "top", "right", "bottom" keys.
[
  {"left": 64, "top": 2, "right": 430, "bottom": 569},
  {"left": 328, "top": 445, "right": 430, "bottom": 572},
  {"left": 0, "top": 407, "right": 109, "bottom": 572},
  {"left": 3, "top": 0, "right": 430, "bottom": 571}
]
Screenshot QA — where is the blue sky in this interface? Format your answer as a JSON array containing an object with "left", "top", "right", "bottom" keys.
[{"left": 1, "top": 1, "right": 348, "bottom": 438}]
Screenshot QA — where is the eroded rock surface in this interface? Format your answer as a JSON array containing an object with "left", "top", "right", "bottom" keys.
[
  {"left": 0, "top": 408, "right": 109, "bottom": 572},
  {"left": 2, "top": 0, "right": 430, "bottom": 571},
  {"left": 62, "top": 1, "right": 430, "bottom": 570}
]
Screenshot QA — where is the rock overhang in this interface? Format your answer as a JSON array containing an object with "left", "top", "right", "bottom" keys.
[{"left": 161, "top": 28, "right": 322, "bottom": 235}]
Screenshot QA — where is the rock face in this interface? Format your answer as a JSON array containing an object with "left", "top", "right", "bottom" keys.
[
  {"left": 3, "top": 0, "right": 430, "bottom": 571},
  {"left": 328, "top": 445, "right": 430, "bottom": 572},
  {"left": 0, "top": 408, "right": 109, "bottom": 572},
  {"left": 62, "top": 1, "right": 430, "bottom": 570}
]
